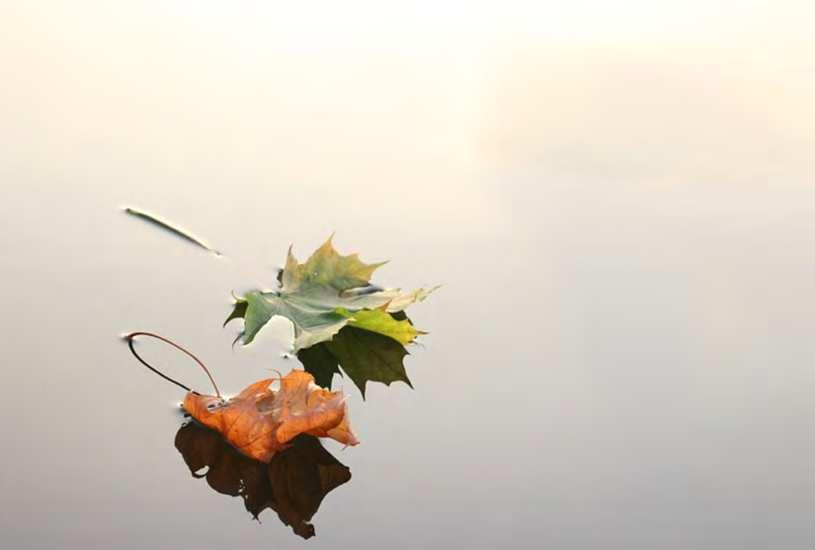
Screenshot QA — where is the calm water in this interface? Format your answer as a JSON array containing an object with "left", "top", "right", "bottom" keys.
[{"left": 2, "top": 3, "right": 815, "bottom": 549}]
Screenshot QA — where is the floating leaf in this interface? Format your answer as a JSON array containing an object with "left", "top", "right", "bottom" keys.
[
  {"left": 296, "top": 343, "right": 342, "bottom": 389},
  {"left": 336, "top": 307, "right": 423, "bottom": 345},
  {"left": 182, "top": 370, "right": 358, "bottom": 463},
  {"left": 225, "top": 236, "right": 437, "bottom": 351},
  {"left": 282, "top": 236, "right": 385, "bottom": 292},
  {"left": 297, "top": 324, "right": 412, "bottom": 398},
  {"left": 175, "top": 422, "right": 351, "bottom": 538}
]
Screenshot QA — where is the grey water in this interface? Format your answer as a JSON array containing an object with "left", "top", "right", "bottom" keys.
[{"left": 2, "top": 4, "right": 815, "bottom": 548}]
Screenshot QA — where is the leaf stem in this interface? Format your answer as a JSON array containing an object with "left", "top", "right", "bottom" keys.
[{"left": 124, "top": 331, "right": 222, "bottom": 398}]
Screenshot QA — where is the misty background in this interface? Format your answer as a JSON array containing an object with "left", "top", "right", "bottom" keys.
[{"left": 1, "top": 2, "right": 813, "bottom": 548}]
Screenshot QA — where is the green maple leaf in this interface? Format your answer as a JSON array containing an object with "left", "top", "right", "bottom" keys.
[
  {"left": 225, "top": 236, "right": 437, "bottom": 352},
  {"left": 297, "top": 322, "right": 412, "bottom": 398}
]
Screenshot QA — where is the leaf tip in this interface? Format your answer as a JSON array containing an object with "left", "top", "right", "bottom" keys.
[{"left": 231, "top": 332, "right": 245, "bottom": 349}]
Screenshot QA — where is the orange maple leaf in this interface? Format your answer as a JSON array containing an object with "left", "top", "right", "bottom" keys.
[{"left": 183, "top": 370, "right": 359, "bottom": 463}]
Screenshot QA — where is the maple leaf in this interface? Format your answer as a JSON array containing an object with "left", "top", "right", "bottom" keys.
[
  {"left": 225, "top": 236, "right": 437, "bottom": 351},
  {"left": 175, "top": 422, "right": 351, "bottom": 539},
  {"left": 182, "top": 370, "right": 358, "bottom": 463},
  {"left": 297, "top": 323, "right": 412, "bottom": 398}
]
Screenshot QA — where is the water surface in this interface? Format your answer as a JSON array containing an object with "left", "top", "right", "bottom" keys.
[{"left": 2, "top": 3, "right": 815, "bottom": 548}]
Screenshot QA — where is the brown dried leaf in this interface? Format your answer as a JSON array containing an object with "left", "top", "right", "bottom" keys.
[{"left": 183, "top": 370, "right": 358, "bottom": 463}]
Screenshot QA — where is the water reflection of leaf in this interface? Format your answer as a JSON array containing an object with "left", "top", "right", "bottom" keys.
[{"left": 175, "top": 422, "right": 351, "bottom": 539}]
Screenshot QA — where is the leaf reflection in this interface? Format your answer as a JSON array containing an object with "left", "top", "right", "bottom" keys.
[{"left": 174, "top": 421, "right": 351, "bottom": 539}]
